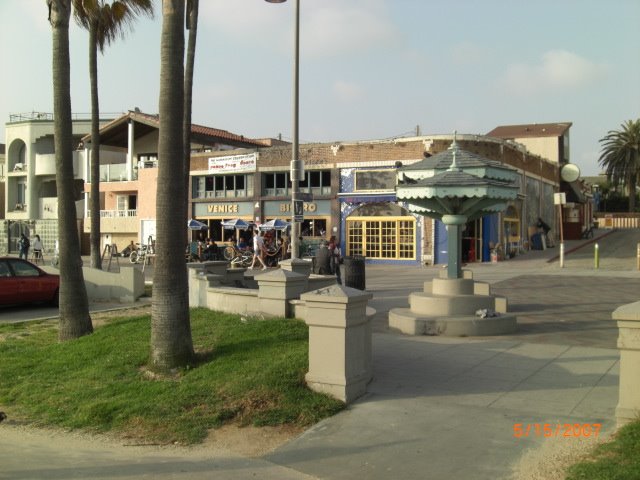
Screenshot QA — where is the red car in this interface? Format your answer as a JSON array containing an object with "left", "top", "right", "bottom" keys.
[{"left": 0, "top": 257, "right": 59, "bottom": 307}]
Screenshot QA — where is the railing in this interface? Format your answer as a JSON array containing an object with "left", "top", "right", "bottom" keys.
[
  {"left": 595, "top": 213, "right": 640, "bottom": 229},
  {"left": 9, "top": 111, "right": 122, "bottom": 122},
  {"left": 98, "top": 209, "right": 137, "bottom": 218}
]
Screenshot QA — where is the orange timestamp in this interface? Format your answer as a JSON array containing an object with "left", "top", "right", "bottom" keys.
[{"left": 513, "top": 423, "right": 601, "bottom": 438}]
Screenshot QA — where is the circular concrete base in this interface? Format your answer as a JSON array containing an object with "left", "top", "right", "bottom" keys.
[{"left": 389, "top": 308, "right": 517, "bottom": 336}]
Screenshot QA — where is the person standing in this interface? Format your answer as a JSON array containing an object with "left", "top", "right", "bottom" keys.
[
  {"left": 249, "top": 230, "right": 267, "bottom": 270},
  {"left": 18, "top": 233, "right": 30, "bottom": 260},
  {"left": 32, "top": 234, "right": 44, "bottom": 264},
  {"left": 328, "top": 235, "right": 342, "bottom": 285}
]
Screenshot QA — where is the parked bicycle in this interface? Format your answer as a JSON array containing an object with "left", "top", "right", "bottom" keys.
[
  {"left": 130, "top": 243, "right": 149, "bottom": 264},
  {"left": 229, "top": 248, "right": 254, "bottom": 268}
]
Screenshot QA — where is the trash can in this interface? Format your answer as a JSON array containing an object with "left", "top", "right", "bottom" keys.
[{"left": 344, "top": 255, "right": 366, "bottom": 290}]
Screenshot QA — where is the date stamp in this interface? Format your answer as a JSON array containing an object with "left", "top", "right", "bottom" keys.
[{"left": 513, "top": 423, "right": 601, "bottom": 438}]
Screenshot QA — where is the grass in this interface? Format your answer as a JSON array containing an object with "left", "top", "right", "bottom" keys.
[
  {"left": 565, "top": 420, "right": 640, "bottom": 480},
  {"left": 0, "top": 308, "right": 344, "bottom": 445}
]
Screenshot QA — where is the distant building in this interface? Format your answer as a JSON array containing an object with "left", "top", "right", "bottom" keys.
[
  {"left": 0, "top": 143, "right": 5, "bottom": 219},
  {"left": 2, "top": 112, "right": 113, "bottom": 254},
  {"left": 80, "top": 110, "right": 270, "bottom": 250},
  {"left": 487, "top": 122, "right": 572, "bottom": 164}
]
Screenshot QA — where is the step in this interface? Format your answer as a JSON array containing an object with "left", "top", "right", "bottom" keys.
[{"left": 389, "top": 308, "right": 517, "bottom": 337}]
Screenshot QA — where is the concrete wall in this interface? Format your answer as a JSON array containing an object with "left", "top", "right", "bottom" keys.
[
  {"left": 613, "top": 300, "right": 640, "bottom": 427},
  {"left": 77, "top": 265, "right": 144, "bottom": 303}
]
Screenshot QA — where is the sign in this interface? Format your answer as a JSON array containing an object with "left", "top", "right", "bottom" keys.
[
  {"left": 553, "top": 192, "right": 566, "bottom": 205},
  {"left": 207, "top": 203, "right": 239, "bottom": 214},
  {"left": 208, "top": 153, "right": 257, "bottom": 173},
  {"left": 294, "top": 200, "right": 304, "bottom": 222},
  {"left": 295, "top": 192, "right": 313, "bottom": 202}
]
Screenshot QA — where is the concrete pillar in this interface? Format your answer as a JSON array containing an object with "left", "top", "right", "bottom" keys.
[
  {"left": 442, "top": 214, "right": 467, "bottom": 279},
  {"left": 613, "top": 301, "right": 640, "bottom": 427},
  {"left": 301, "top": 285, "right": 373, "bottom": 404},
  {"left": 257, "top": 269, "right": 308, "bottom": 317},
  {"left": 127, "top": 120, "right": 134, "bottom": 181},
  {"left": 279, "top": 258, "right": 313, "bottom": 277}
]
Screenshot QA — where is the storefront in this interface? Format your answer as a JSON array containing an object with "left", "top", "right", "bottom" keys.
[
  {"left": 263, "top": 200, "right": 332, "bottom": 238},
  {"left": 341, "top": 201, "right": 420, "bottom": 263},
  {"left": 192, "top": 201, "right": 254, "bottom": 243}
]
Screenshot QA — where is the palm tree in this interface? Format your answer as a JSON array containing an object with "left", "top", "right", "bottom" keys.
[
  {"left": 151, "top": 0, "right": 194, "bottom": 370},
  {"left": 47, "top": 0, "right": 94, "bottom": 340},
  {"left": 73, "top": 0, "right": 154, "bottom": 269},
  {"left": 599, "top": 119, "right": 640, "bottom": 212},
  {"left": 183, "top": 0, "right": 199, "bottom": 220}
]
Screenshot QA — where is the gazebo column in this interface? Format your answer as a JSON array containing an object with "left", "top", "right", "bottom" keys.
[{"left": 442, "top": 214, "right": 467, "bottom": 279}]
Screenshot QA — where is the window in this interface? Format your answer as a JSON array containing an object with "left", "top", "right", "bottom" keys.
[
  {"left": 301, "top": 170, "right": 331, "bottom": 195},
  {"left": 263, "top": 170, "right": 332, "bottom": 196},
  {"left": 346, "top": 217, "right": 415, "bottom": 260},
  {"left": 354, "top": 169, "right": 396, "bottom": 192},
  {"left": 263, "top": 172, "right": 289, "bottom": 196},
  {"left": 192, "top": 174, "right": 253, "bottom": 199}
]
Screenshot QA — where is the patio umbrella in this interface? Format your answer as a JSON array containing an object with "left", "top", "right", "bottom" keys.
[
  {"left": 258, "top": 219, "right": 291, "bottom": 231},
  {"left": 221, "top": 218, "right": 253, "bottom": 230},
  {"left": 187, "top": 219, "right": 209, "bottom": 230}
]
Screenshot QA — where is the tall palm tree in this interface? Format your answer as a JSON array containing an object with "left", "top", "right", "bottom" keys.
[
  {"left": 599, "top": 119, "right": 640, "bottom": 212},
  {"left": 183, "top": 0, "right": 198, "bottom": 221},
  {"left": 151, "top": 0, "right": 194, "bottom": 370},
  {"left": 47, "top": 0, "right": 94, "bottom": 340},
  {"left": 73, "top": 0, "right": 154, "bottom": 269}
]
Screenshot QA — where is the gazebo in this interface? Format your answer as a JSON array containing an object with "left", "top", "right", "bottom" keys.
[{"left": 389, "top": 136, "right": 520, "bottom": 336}]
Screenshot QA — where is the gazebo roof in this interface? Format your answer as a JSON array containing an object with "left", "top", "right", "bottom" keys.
[
  {"left": 398, "top": 137, "right": 519, "bottom": 183},
  {"left": 395, "top": 134, "right": 519, "bottom": 219}
]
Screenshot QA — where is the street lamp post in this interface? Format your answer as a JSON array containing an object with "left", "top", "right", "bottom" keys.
[{"left": 266, "top": 0, "right": 301, "bottom": 259}]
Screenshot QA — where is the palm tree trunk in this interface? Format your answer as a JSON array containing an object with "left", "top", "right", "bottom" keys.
[
  {"left": 89, "top": 21, "right": 102, "bottom": 269},
  {"left": 151, "top": 0, "right": 194, "bottom": 370},
  {"left": 628, "top": 175, "right": 636, "bottom": 212},
  {"left": 183, "top": 0, "right": 198, "bottom": 226},
  {"left": 49, "top": 0, "right": 93, "bottom": 341}
]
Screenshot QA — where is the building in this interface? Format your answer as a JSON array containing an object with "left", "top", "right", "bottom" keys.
[
  {"left": 486, "top": 122, "right": 591, "bottom": 240},
  {"left": 0, "top": 143, "right": 5, "bottom": 218},
  {"left": 2, "top": 112, "right": 112, "bottom": 254},
  {"left": 191, "top": 134, "right": 559, "bottom": 265},
  {"left": 81, "top": 110, "right": 273, "bottom": 251},
  {"left": 84, "top": 113, "right": 563, "bottom": 265}
]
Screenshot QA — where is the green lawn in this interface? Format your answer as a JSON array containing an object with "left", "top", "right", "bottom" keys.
[
  {"left": 0, "top": 309, "right": 344, "bottom": 444},
  {"left": 565, "top": 419, "right": 640, "bottom": 480}
]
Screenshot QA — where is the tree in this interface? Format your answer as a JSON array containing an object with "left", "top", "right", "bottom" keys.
[
  {"left": 599, "top": 119, "right": 640, "bottom": 212},
  {"left": 183, "top": 0, "right": 198, "bottom": 220},
  {"left": 47, "top": 0, "right": 94, "bottom": 340},
  {"left": 151, "top": 0, "right": 194, "bottom": 370},
  {"left": 73, "top": 0, "right": 153, "bottom": 269}
]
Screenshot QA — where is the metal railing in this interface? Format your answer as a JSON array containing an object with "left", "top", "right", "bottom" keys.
[
  {"left": 595, "top": 213, "right": 640, "bottom": 229},
  {"left": 97, "top": 209, "right": 138, "bottom": 218}
]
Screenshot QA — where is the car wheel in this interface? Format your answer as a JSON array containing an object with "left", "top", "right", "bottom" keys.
[
  {"left": 51, "top": 288, "right": 59, "bottom": 307},
  {"left": 223, "top": 246, "right": 235, "bottom": 261}
]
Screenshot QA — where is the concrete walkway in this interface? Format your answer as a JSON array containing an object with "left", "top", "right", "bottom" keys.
[{"left": 1, "top": 229, "right": 639, "bottom": 480}]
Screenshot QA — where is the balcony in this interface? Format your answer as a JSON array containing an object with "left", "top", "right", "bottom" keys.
[
  {"left": 84, "top": 209, "right": 138, "bottom": 234},
  {"left": 99, "top": 209, "right": 137, "bottom": 218},
  {"left": 35, "top": 152, "right": 82, "bottom": 176}
]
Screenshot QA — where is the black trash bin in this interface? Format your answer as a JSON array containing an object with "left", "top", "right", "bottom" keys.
[{"left": 343, "top": 255, "right": 366, "bottom": 290}]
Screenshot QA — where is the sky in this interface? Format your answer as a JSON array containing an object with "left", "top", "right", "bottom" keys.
[{"left": 1, "top": 0, "right": 639, "bottom": 176}]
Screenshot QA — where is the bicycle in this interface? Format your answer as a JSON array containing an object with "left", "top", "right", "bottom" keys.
[
  {"left": 130, "top": 244, "right": 149, "bottom": 264},
  {"left": 230, "top": 248, "right": 254, "bottom": 268}
]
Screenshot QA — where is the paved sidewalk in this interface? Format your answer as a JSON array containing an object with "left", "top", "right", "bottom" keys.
[{"left": 1, "top": 229, "right": 639, "bottom": 480}]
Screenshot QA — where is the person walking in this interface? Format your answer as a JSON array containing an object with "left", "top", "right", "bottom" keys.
[
  {"left": 248, "top": 230, "right": 267, "bottom": 270},
  {"left": 18, "top": 233, "right": 30, "bottom": 260},
  {"left": 32, "top": 234, "right": 44, "bottom": 264},
  {"left": 328, "top": 235, "right": 342, "bottom": 285}
]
